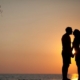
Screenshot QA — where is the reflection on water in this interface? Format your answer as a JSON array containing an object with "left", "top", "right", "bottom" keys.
[{"left": 70, "top": 74, "right": 78, "bottom": 80}]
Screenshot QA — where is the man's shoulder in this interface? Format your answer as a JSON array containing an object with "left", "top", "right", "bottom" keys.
[
  {"left": 62, "top": 33, "right": 70, "bottom": 41},
  {"left": 62, "top": 33, "right": 70, "bottom": 38},
  {"left": 62, "top": 34, "right": 67, "bottom": 39}
]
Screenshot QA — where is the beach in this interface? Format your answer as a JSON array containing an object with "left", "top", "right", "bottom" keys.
[{"left": 0, "top": 74, "right": 78, "bottom": 80}]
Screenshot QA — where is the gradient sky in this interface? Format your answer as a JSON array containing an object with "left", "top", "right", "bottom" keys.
[{"left": 0, "top": 0, "right": 80, "bottom": 74}]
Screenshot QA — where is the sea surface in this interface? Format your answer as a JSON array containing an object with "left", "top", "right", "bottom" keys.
[{"left": 0, "top": 74, "right": 78, "bottom": 80}]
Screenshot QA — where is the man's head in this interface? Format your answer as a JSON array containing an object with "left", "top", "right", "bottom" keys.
[{"left": 65, "top": 27, "right": 72, "bottom": 35}]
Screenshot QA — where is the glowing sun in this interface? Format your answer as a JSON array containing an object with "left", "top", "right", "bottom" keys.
[{"left": 72, "top": 48, "right": 76, "bottom": 55}]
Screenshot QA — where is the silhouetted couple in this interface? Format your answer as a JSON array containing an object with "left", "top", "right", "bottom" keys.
[{"left": 61, "top": 27, "right": 80, "bottom": 80}]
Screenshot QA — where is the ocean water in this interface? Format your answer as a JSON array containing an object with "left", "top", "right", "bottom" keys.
[{"left": 0, "top": 74, "right": 78, "bottom": 80}]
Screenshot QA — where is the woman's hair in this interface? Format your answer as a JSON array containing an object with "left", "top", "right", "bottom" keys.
[{"left": 73, "top": 29, "right": 80, "bottom": 36}]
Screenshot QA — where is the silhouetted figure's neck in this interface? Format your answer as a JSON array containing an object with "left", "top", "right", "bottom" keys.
[
  {"left": 66, "top": 33, "right": 70, "bottom": 36},
  {"left": 61, "top": 33, "right": 71, "bottom": 52}
]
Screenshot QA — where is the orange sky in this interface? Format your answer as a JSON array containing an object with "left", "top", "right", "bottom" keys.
[{"left": 0, "top": 0, "right": 80, "bottom": 74}]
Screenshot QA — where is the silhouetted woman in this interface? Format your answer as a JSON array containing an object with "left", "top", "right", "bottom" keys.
[{"left": 73, "top": 29, "right": 80, "bottom": 80}]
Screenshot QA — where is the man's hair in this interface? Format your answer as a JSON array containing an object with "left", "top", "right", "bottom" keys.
[{"left": 65, "top": 27, "right": 72, "bottom": 33}]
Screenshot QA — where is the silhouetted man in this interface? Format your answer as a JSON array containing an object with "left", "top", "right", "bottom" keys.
[{"left": 61, "top": 27, "right": 73, "bottom": 80}]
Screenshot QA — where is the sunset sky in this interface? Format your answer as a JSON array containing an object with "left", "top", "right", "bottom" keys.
[{"left": 0, "top": 0, "right": 80, "bottom": 74}]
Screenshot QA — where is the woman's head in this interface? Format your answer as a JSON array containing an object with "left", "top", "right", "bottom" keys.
[{"left": 73, "top": 29, "right": 80, "bottom": 37}]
